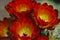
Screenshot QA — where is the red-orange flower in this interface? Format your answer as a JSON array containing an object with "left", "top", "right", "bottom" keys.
[
  {"left": 9, "top": 17, "right": 38, "bottom": 40},
  {"left": 5, "top": 0, "right": 35, "bottom": 18},
  {"left": 0, "top": 21, "right": 8, "bottom": 37},
  {"left": 0, "top": 18, "right": 15, "bottom": 37},
  {"left": 34, "top": 3, "right": 59, "bottom": 29}
]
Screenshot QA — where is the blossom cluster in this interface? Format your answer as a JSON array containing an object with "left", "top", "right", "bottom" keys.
[{"left": 0, "top": 0, "right": 60, "bottom": 40}]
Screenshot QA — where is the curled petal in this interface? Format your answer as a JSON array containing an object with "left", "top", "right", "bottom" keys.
[{"left": 37, "top": 36, "right": 49, "bottom": 40}]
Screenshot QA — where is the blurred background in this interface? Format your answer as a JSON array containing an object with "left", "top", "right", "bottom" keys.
[{"left": 0, "top": 0, "right": 60, "bottom": 40}]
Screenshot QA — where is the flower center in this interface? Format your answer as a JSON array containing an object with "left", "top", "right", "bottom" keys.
[
  {"left": 16, "top": 5, "right": 29, "bottom": 13},
  {"left": 19, "top": 27, "right": 31, "bottom": 37},
  {"left": 39, "top": 14, "right": 49, "bottom": 22}
]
